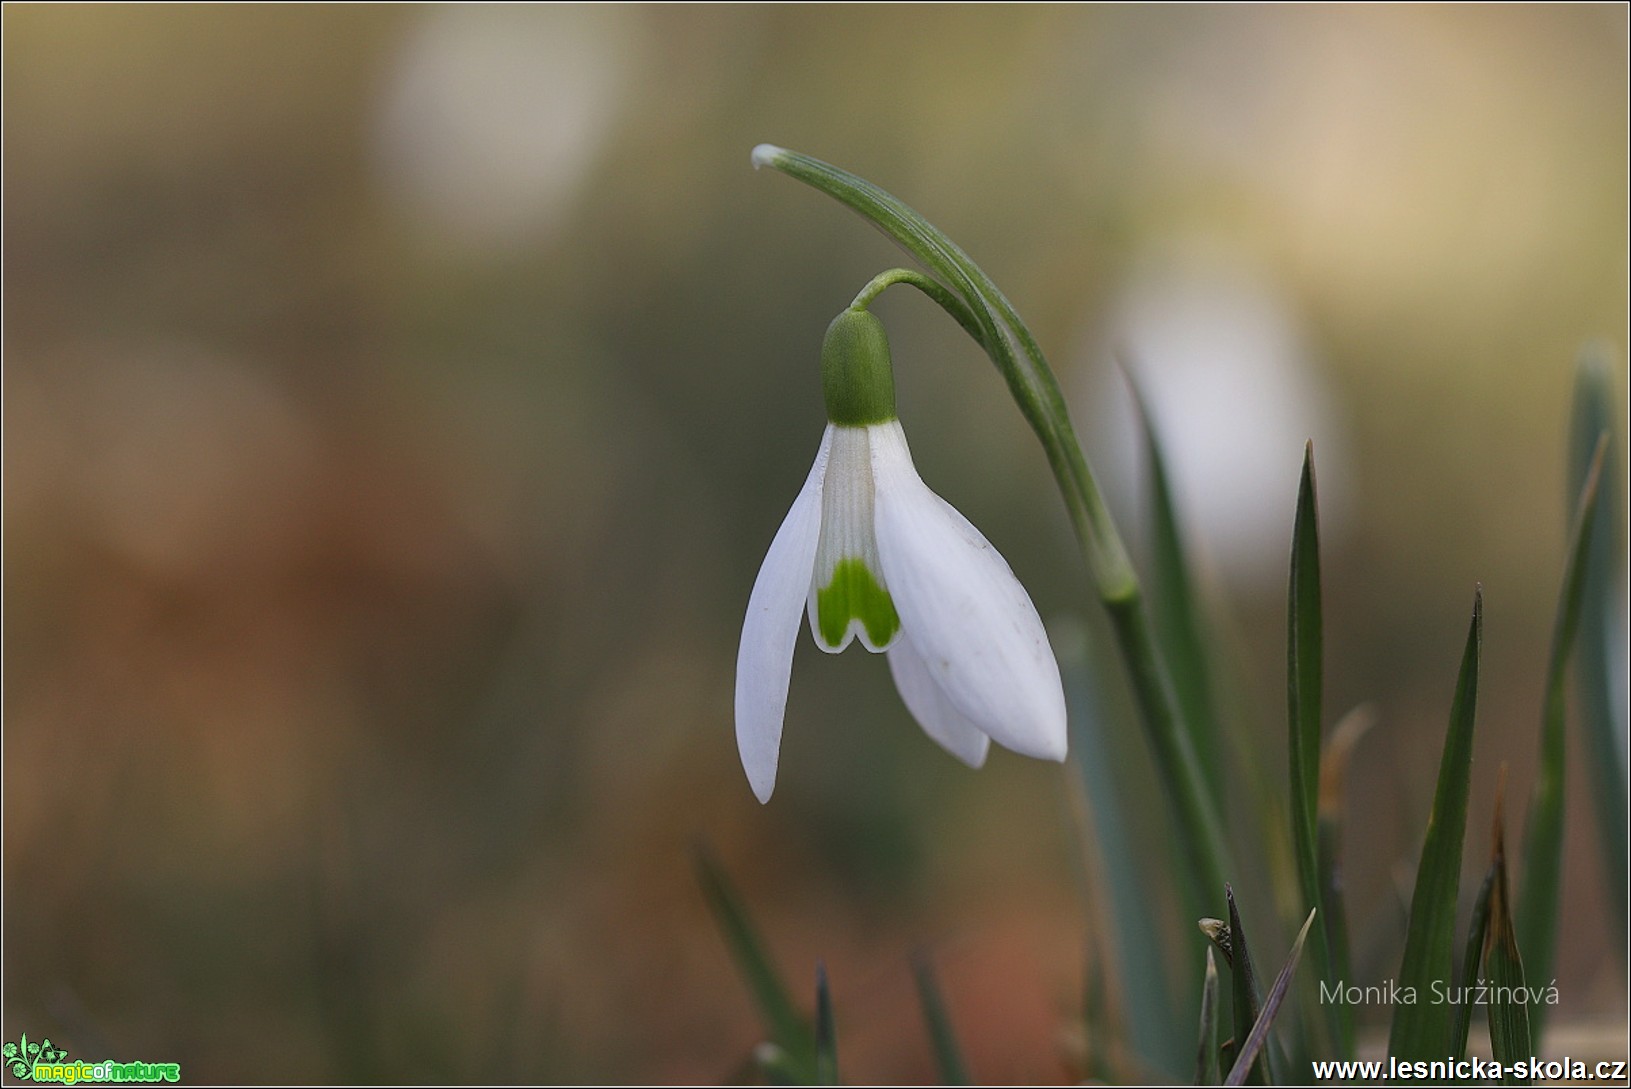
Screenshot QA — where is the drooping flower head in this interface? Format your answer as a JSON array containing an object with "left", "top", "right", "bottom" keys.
[{"left": 735, "top": 307, "right": 1068, "bottom": 802}]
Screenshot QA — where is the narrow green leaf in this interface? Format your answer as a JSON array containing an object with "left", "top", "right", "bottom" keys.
[
  {"left": 1126, "top": 365, "right": 1223, "bottom": 807},
  {"left": 1288, "top": 442, "right": 1324, "bottom": 863},
  {"left": 1224, "top": 910, "right": 1317, "bottom": 1089},
  {"left": 1487, "top": 786, "right": 1534, "bottom": 1084},
  {"left": 1566, "top": 351, "right": 1627, "bottom": 958},
  {"left": 1388, "top": 588, "right": 1483, "bottom": 1062},
  {"left": 911, "top": 951, "right": 969, "bottom": 1086},
  {"left": 814, "top": 961, "right": 838, "bottom": 1086},
  {"left": 694, "top": 845, "right": 815, "bottom": 1071},
  {"left": 1287, "top": 442, "right": 1352, "bottom": 1061},
  {"left": 1197, "top": 946, "right": 1222, "bottom": 1086},
  {"left": 1517, "top": 433, "right": 1607, "bottom": 1043},
  {"left": 1200, "top": 887, "right": 1284, "bottom": 1084},
  {"left": 1451, "top": 861, "right": 1495, "bottom": 1061},
  {"left": 1061, "top": 619, "right": 1188, "bottom": 1079},
  {"left": 1224, "top": 887, "right": 1265, "bottom": 1084}
]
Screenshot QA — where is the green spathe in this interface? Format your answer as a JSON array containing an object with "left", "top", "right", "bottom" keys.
[
  {"left": 821, "top": 309, "right": 897, "bottom": 426},
  {"left": 816, "top": 558, "right": 900, "bottom": 648}
]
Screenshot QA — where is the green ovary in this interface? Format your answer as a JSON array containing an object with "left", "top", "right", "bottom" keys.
[{"left": 816, "top": 558, "right": 900, "bottom": 649}]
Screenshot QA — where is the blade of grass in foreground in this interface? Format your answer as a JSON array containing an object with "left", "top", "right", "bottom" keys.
[
  {"left": 911, "top": 951, "right": 970, "bottom": 1086},
  {"left": 1200, "top": 886, "right": 1279, "bottom": 1085},
  {"left": 1223, "top": 910, "right": 1317, "bottom": 1089},
  {"left": 814, "top": 962, "right": 839, "bottom": 1085},
  {"left": 1450, "top": 860, "right": 1495, "bottom": 1061},
  {"left": 694, "top": 845, "right": 815, "bottom": 1075},
  {"left": 1060, "top": 623, "right": 1187, "bottom": 1079},
  {"left": 1224, "top": 887, "right": 1271, "bottom": 1084},
  {"left": 1127, "top": 366, "right": 1224, "bottom": 810},
  {"left": 1286, "top": 442, "right": 1352, "bottom": 1060},
  {"left": 1567, "top": 352, "right": 1627, "bottom": 957},
  {"left": 1196, "top": 947, "right": 1221, "bottom": 1085},
  {"left": 1388, "top": 588, "right": 1482, "bottom": 1063},
  {"left": 1486, "top": 781, "right": 1534, "bottom": 1085},
  {"left": 1516, "top": 434, "right": 1606, "bottom": 1043}
]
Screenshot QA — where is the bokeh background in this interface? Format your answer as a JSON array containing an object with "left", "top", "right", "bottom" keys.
[{"left": 4, "top": 5, "right": 1626, "bottom": 1083}]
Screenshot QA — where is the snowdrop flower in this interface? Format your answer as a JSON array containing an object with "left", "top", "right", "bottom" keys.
[{"left": 735, "top": 307, "right": 1068, "bottom": 802}]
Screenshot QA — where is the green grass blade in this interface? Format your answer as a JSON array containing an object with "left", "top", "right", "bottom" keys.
[
  {"left": 1388, "top": 588, "right": 1482, "bottom": 1062},
  {"left": 1517, "top": 434, "right": 1607, "bottom": 1043},
  {"left": 1200, "top": 886, "right": 1281, "bottom": 1084},
  {"left": 1224, "top": 886, "right": 1266, "bottom": 1084},
  {"left": 1223, "top": 910, "right": 1317, "bottom": 1089},
  {"left": 814, "top": 962, "right": 839, "bottom": 1085},
  {"left": 1197, "top": 947, "right": 1222, "bottom": 1085},
  {"left": 1567, "top": 352, "right": 1627, "bottom": 957},
  {"left": 911, "top": 951, "right": 970, "bottom": 1086},
  {"left": 1287, "top": 443, "right": 1352, "bottom": 1061},
  {"left": 1487, "top": 790, "right": 1534, "bottom": 1084},
  {"left": 1061, "top": 627, "right": 1188, "bottom": 1079},
  {"left": 1288, "top": 443, "right": 1323, "bottom": 865},
  {"left": 1451, "top": 860, "right": 1495, "bottom": 1061},
  {"left": 694, "top": 845, "right": 815, "bottom": 1073},
  {"left": 1126, "top": 366, "right": 1224, "bottom": 808}
]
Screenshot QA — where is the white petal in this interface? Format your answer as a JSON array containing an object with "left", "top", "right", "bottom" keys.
[
  {"left": 869, "top": 422, "right": 1068, "bottom": 762},
  {"left": 887, "top": 633, "right": 990, "bottom": 768},
  {"left": 735, "top": 427, "right": 832, "bottom": 802}
]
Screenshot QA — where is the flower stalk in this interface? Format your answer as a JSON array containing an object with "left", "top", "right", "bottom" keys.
[{"left": 753, "top": 143, "right": 1234, "bottom": 905}]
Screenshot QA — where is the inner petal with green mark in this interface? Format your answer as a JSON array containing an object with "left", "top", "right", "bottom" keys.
[
  {"left": 807, "top": 425, "right": 902, "bottom": 653},
  {"left": 816, "top": 557, "right": 900, "bottom": 650}
]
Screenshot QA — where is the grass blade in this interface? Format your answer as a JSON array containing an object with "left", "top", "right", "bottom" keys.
[
  {"left": 1517, "top": 433, "right": 1607, "bottom": 1042},
  {"left": 1126, "top": 365, "right": 1224, "bottom": 808},
  {"left": 694, "top": 845, "right": 814, "bottom": 1073},
  {"left": 1223, "top": 909, "right": 1317, "bottom": 1088},
  {"left": 911, "top": 951, "right": 970, "bottom": 1086},
  {"left": 1487, "top": 780, "right": 1534, "bottom": 1084},
  {"left": 1567, "top": 352, "right": 1627, "bottom": 957},
  {"left": 814, "top": 962, "right": 838, "bottom": 1085},
  {"left": 1288, "top": 443, "right": 1323, "bottom": 868},
  {"left": 1061, "top": 626, "right": 1187, "bottom": 1079},
  {"left": 1388, "top": 588, "right": 1483, "bottom": 1062},
  {"left": 1286, "top": 442, "right": 1352, "bottom": 1061},
  {"left": 1200, "top": 886, "right": 1280, "bottom": 1084},
  {"left": 1196, "top": 946, "right": 1222, "bottom": 1086},
  {"left": 1224, "top": 886, "right": 1267, "bottom": 1084},
  {"left": 1451, "top": 858, "right": 1495, "bottom": 1061}
]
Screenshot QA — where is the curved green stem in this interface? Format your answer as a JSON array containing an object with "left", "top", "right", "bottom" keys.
[
  {"left": 755, "top": 143, "right": 1234, "bottom": 907},
  {"left": 849, "top": 268, "right": 987, "bottom": 347}
]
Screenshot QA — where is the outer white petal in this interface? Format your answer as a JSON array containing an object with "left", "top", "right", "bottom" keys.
[
  {"left": 735, "top": 427, "right": 832, "bottom": 802},
  {"left": 869, "top": 422, "right": 1068, "bottom": 762},
  {"left": 887, "top": 633, "right": 990, "bottom": 768}
]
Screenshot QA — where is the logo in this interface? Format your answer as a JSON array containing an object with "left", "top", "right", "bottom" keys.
[
  {"left": 4, "top": 1034, "right": 68, "bottom": 1080},
  {"left": 3, "top": 1033, "right": 180, "bottom": 1084}
]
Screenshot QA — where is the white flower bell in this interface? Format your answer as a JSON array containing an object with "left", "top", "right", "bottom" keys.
[{"left": 735, "top": 307, "right": 1068, "bottom": 802}]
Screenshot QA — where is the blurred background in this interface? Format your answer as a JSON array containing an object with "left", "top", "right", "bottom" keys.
[{"left": 4, "top": 5, "right": 1626, "bottom": 1083}]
